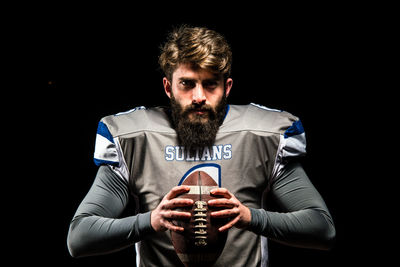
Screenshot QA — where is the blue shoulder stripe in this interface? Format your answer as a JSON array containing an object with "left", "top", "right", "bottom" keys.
[
  {"left": 94, "top": 158, "right": 119, "bottom": 166},
  {"left": 284, "top": 120, "right": 304, "bottom": 138},
  {"left": 97, "top": 121, "right": 114, "bottom": 143}
]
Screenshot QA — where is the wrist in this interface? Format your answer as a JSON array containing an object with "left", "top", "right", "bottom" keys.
[
  {"left": 247, "top": 208, "right": 266, "bottom": 234},
  {"left": 150, "top": 211, "right": 159, "bottom": 232},
  {"left": 140, "top": 211, "right": 156, "bottom": 234},
  {"left": 242, "top": 206, "right": 252, "bottom": 229}
]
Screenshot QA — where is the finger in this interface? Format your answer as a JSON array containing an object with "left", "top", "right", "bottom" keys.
[
  {"left": 208, "top": 198, "right": 237, "bottom": 208},
  {"left": 210, "top": 207, "right": 240, "bottom": 218},
  {"left": 219, "top": 216, "right": 240, "bottom": 232},
  {"left": 163, "top": 198, "right": 194, "bottom": 209},
  {"left": 161, "top": 219, "right": 185, "bottom": 232},
  {"left": 161, "top": 210, "right": 192, "bottom": 220},
  {"left": 165, "top": 186, "right": 191, "bottom": 200},
  {"left": 210, "top": 188, "right": 232, "bottom": 198}
]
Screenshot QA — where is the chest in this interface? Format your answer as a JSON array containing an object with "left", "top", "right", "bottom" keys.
[{"left": 120, "top": 130, "right": 280, "bottom": 211}]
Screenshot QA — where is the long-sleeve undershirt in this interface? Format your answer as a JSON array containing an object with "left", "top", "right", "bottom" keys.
[
  {"left": 67, "top": 162, "right": 335, "bottom": 258},
  {"left": 248, "top": 162, "right": 335, "bottom": 250}
]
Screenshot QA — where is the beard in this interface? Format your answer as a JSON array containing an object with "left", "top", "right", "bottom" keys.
[{"left": 169, "top": 93, "right": 228, "bottom": 153}]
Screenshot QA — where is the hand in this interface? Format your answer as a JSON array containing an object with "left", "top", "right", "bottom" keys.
[
  {"left": 208, "top": 188, "right": 251, "bottom": 232},
  {"left": 150, "top": 186, "right": 194, "bottom": 232}
]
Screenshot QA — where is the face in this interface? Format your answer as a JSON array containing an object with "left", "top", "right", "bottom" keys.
[
  {"left": 163, "top": 63, "right": 233, "bottom": 150},
  {"left": 163, "top": 63, "right": 233, "bottom": 123}
]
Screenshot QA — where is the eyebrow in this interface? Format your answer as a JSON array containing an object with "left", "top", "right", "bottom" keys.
[
  {"left": 178, "top": 77, "right": 220, "bottom": 83},
  {"left": 178, "top": 77, "right": 196, "bottom": 82}
]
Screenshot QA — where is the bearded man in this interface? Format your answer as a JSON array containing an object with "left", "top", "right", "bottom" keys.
[{"left": 67, "top": 25, "right": 335, "bottom": 266}]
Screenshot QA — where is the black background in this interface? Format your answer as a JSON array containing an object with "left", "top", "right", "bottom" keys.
[{"left": 11, "top": 2, "right": 393, "bottom": 266}]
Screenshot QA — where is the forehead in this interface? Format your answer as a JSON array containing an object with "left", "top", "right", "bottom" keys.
[{"left": 172, "top": 63, "right": 222, "bottom": 81}]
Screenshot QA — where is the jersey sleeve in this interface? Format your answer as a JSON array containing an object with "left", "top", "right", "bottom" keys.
[
  {"left": 282, "top": 119, "right": 306, "bottom": 157},
  {"left": 93, "top": 119, "right": 129, "bottom": 182},
  {"left": 271, "top": 116, "right": 307, "bottom": 180},
  {"left": 94, "top": 121, "right": 119, "bottom": 166}
]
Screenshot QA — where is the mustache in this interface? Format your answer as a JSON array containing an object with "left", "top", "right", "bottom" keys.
[
  {"left": 185, "top": 103, "right": 213, "bottom": 111},
  {"left": 181, "top": 103, "right": 215, "bottom": 115}
]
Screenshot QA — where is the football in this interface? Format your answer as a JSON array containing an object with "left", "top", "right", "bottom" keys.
[{"left": 170, "top": 171, "right": 228, "bottom": 267}]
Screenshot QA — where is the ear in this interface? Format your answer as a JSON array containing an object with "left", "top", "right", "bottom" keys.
[
  {"left": 163, "top": 77, "right": 172, "bottom": 98},
  {"left": 224, "top": 78, "right": 233, "bottom": 97}
]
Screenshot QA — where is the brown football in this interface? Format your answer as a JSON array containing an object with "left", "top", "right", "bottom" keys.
[{"left": 170, "top": 171, "right": 228, "bottom": 267}]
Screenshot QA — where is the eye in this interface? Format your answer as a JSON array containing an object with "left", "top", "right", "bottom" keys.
[
  {"left": 203, "top": 80, "right": 218, "bottom": 90},
  {"left": 180, "top": 80, "right": 195, "bottom": 89}
]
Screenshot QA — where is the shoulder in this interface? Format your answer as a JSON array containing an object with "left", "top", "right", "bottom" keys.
[
  {"left": 225, "top": 103, "right": 301, "bottom": 135},
  {"left": 93, "top": 106, "right": 173, "bottom": 168},
  {"left": 99, "top": 106, "right": 174, "bottom": 137}
]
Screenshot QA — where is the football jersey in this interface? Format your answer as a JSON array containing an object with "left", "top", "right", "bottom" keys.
[{"left": 93, "top": 103, "right": 306, "bottom": 267}]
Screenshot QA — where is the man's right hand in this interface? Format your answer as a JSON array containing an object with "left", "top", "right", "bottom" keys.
[{"left": 150, "top": 186, "right": 193, "bottom": 232}]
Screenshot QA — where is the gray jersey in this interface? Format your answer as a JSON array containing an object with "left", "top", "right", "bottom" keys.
[{"left": 68, "top": 103, "right": 334, "bottom": 266}]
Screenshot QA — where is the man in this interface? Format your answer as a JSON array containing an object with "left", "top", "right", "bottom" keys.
[{"left": 67, "top": 25, "right": 335, "bottom": 266}]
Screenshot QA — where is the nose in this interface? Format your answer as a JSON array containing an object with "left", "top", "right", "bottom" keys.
[{"left": 192, "top": 85, "right": 206, "bottom": 105}]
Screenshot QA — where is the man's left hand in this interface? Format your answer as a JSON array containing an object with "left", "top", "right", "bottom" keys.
[{"left": 208, "top": 188, "right": 251, "bottom": 232}]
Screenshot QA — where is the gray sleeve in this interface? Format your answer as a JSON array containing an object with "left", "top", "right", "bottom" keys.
[
  {"left": 248, "top": 162, "right": 336, "bottom": 250},
  {"left": 67, "top": 165, "right": 155, "bottom": 258}
]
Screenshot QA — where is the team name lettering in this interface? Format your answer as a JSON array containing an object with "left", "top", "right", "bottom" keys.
[{"left": 165, "top": 145, "right": 232, "bottom": 161}]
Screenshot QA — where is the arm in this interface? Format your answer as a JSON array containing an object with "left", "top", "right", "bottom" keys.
[
  {"left": 67, "top": 165, "right": 154, "bottom": 258},
  {"left": 209, "top": 162, "right": 335, "bottom": 250},
  {"left": 67, "top": 165, "right": 194, "bottom": 258},
  {"left": 248, "top": 161, "right": 336, "bottom": 250}
]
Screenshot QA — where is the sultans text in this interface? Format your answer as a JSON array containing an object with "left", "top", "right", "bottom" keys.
[{"left": 165, "top": 145, "right": 232, "bottom": 161}]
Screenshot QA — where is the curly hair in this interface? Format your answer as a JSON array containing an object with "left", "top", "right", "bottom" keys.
[{"left": 159, "top": 25, "right": 232, "bottom": 81}]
